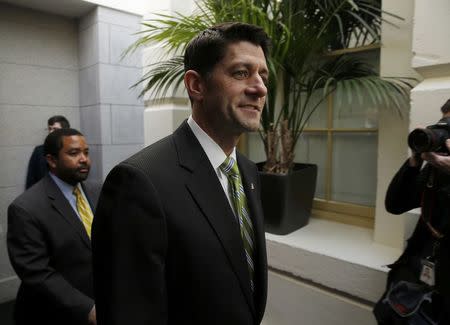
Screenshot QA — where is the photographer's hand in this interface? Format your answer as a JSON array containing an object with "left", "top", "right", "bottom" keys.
[
  {"left": 421, "top": 139, "right": 450, "bottom": 174},
  {"left": 409, "top": 151, "right": 423, "bottom": 168}
]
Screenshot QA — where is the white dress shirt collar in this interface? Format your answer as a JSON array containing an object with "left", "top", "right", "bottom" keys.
[{"left": 187, "top": 115, "right": 237, "bottom": 169}]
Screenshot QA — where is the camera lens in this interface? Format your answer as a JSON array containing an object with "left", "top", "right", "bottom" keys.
[{"left": 408, "top": 129, "right": 433, "bottom": 153}]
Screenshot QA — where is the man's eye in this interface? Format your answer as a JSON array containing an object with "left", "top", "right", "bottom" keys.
[{"left": 234, "top": 70, "right": 249, "bottom": 79}]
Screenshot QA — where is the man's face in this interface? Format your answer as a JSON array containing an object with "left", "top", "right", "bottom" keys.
[
  {"left": 47, "top": 135, "right": 91, "bottom": 185},
  {"left": 48, "top": 122, "right": 62, "bottom": 134},
  {"left": 199, "top": 41, "right": 268, "bottom": 136}
]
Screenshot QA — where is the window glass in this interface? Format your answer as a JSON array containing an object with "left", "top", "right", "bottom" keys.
[
  {"left": 304, "top": 91, "right": 328, "bottom": 128},
  {"left": 331, "top": 132, "right": 377, "bottom": 205},
  {"left": 295, "top": 133, "right": 327, "bottom": 199},
  {"left": 333, "top": 93, "right": 378, "bottom": 129}
]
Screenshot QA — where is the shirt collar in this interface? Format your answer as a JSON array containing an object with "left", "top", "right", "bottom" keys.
[{"left": 187, "top": 115, "right": 236, "bottom": 170}]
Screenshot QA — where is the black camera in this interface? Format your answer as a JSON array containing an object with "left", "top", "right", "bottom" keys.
[{"left": 408, "top": 117, "right": 450, "bottom": 153}]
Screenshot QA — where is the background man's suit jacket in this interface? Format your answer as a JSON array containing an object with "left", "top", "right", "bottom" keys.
[
  {"left": 7, "top": 175, "right": 101, "bottom": 325},
  {"left": 25, "top": 144, "right": 47, "bottom": 189},
  {"left": 92, "top": 121, "right": 268, "bottom": 325}
]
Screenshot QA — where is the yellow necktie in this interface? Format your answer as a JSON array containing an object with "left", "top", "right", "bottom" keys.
[{"left": 73, "top": 186, "right": 93, "bottom": 238}]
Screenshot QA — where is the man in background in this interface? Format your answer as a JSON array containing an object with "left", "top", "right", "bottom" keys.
[
  {"left": 92, "top": 22, "right": 270, "bottom": 324},
  {"left": 8, "top": 128, "right": 100, "bottom": 325},
  {"left": 26, "top": 115, "right": 70, "bottom": 189}
]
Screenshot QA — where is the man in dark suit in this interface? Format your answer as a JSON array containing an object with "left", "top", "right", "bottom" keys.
[
  {"left": 26, "top": 115, "right": 71, "bottom": 189},
  {"left": 92, "top": 22, "right": 270, "bottom": 325},
  {"left": 8, "top": 128, "right": 100, "bottom": 325}
]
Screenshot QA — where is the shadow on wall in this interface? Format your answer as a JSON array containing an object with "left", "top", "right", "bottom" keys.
[{"left": 0, "top": 301, "right": 14, "bottom": 325}]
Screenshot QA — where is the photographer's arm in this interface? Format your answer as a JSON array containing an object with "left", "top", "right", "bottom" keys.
[
  {"left": 421, "top": 139, "right": 450, "bottom": 174},
  {"left": 385, "top": 154, "right": 424, "bottom": 215}
]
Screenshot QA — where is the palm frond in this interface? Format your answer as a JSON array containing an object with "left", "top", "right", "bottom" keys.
[
  {"left": 124, "top": 0, "right": 416, "bottom": 172},
  {"left": 134, "top": 56, "right": 185, "bottom": 99}
]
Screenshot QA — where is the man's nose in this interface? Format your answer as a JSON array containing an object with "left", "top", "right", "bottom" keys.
[{"left": 247, "top": 75, "right": 267, "bottom": 98}]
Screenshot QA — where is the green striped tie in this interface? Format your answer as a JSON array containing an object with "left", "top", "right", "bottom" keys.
[{"left": 220, "top": 156, "right": 255, "bottom": 291}]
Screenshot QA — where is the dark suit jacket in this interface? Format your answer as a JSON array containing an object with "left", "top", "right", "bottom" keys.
[
  {"left": 374, "top": 161, "right": 450, "bottom": 323},
  {"left": 385, "top": 160, "right": 450, "bottom": 296},
  {"left": 7, "top": 174, "right": 101, "bottom": 325},
  {"left": 92, "top": 121, "right": 268, "bottom": 325},
  {"left": 26, "top": 145, "right": 48, "bottom": 189}
]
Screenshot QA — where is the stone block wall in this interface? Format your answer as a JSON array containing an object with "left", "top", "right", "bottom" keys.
[
  {"left": 0, "top": 3, "right": 145, "bottom": 302},
  {"left": 0, "top": 4, "right": 81, "bottom": 302}
]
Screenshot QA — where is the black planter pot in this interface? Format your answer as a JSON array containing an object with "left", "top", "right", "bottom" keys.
[{"left": 257, "top": 163, "right": 318, "bottom": 235}]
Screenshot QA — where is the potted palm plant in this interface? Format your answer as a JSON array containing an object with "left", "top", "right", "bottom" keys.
[{"left": 128, "top": 0, "right": 415, "bottom": 234}]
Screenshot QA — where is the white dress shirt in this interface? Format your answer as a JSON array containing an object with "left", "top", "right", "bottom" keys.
[{"left": 187, "top": 116, "right": 237, "bottom": 215}]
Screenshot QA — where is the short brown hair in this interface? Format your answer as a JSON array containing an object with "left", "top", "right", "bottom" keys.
[{"left": 184, "top": 22, "right": 271, "bottom": 78}]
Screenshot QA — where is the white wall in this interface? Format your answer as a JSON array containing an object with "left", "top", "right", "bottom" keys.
[
  {"left": 412, "top": 0, "right": 450, "bottom": 69},
  {"left": 410, "top": 0, "right": 450, "bottom": 177},
  {"left": 0, "top": 3, "right": 81, "bottom": 302},
  {"left": 84, "top": 0, "right": 196, "bottom": 18},
  {"left": 84, "top": 0, "right": 152, "bottom": 15}
]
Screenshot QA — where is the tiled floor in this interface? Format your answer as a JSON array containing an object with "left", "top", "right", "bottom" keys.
[{"left": 0, "top": 300, "right": 14, "bottom": 325}]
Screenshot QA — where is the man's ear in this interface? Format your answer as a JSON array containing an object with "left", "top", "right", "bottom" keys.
[
  {"left": 46, "top": 154, "right": 57, "bottom": 169},
  {"left": 184, "top": 70, "right": 205, "bottom": 102}
]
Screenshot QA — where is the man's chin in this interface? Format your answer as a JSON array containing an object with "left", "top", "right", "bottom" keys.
[
  {"left": 241, "top": 121, "right": 260, "bottom": 132},
  {"left": 75, "top": 172, "right": 89, "bottom": 182},
  {"left": 234, "top": 111, "right": 261, "bottom": 129}
]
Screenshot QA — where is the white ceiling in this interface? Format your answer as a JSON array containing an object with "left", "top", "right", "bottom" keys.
[{"left": 1, "top": 0, "right": 95, "bottom": 18}]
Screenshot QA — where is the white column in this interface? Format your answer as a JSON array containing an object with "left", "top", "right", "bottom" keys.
[
  {"left": 143, "top": 0, "right": 195, "bottom": 146},
  {"left": 374, "top": 0, "right": 421, "bottom": 248}
]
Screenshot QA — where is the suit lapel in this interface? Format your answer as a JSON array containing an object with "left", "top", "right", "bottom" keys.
[
  {"left": 174, "top": 122, "right": 256, "bottom": 316},
  {"left": 43, "top": 175, "right": 91, "bottom": 249}
]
